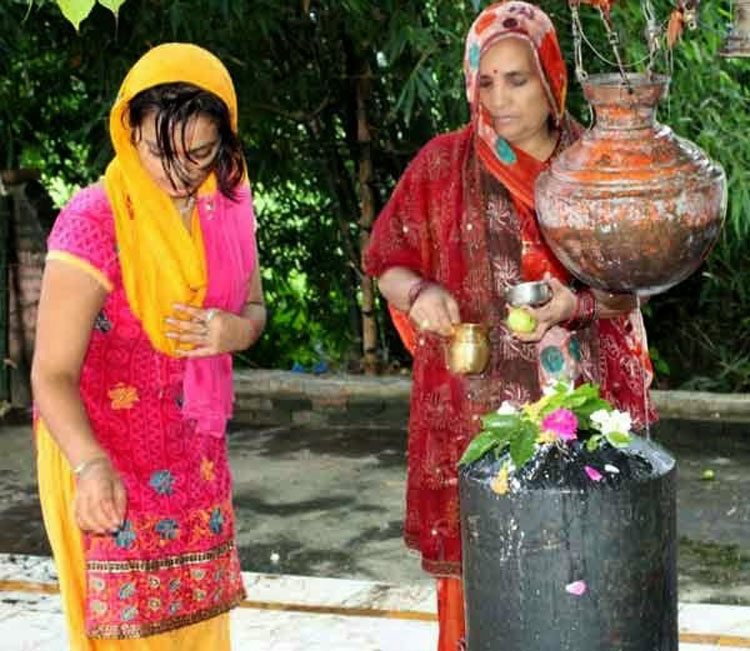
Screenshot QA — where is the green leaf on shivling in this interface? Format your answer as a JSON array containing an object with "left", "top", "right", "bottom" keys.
[
  {"left": 459, "top": 430, "right": 507, "bottom": 467},
  {"left": 480, "top": 412, "right": 521, "bottom": 432},
  {"left": 509, "top": 423, "right": 537, "bottom": 469},
  {"left": 606, "top": 431, "right": 632, "bottom": 448},
  {"left": 56, "top": 0, "right": 96, "bottom": 30},
  {"left": 586, "top": 434, "right": 602, "bottom": 452}
]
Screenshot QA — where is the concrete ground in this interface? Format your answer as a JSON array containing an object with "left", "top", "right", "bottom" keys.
[{"left": 2, "top": 419, "right": 750, "bottom": 602}]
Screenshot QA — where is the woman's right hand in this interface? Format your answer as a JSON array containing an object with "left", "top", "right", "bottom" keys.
[
  {"left": 409, "top": 284, "right": 461, "bottom": 336},
  {"left": 74, "top": 459, "right": 127, "bottom": 535}
]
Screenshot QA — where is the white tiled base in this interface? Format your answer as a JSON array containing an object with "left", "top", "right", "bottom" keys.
[{"left": 1, "top": 555, "right": 749, "bottom": 651}]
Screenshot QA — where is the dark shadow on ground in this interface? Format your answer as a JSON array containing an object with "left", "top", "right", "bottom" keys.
[{"left": 230, "top": 425, "right": 407, "bottom": 469}]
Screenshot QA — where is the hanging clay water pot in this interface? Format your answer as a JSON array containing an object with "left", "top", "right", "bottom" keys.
[{"left": 535, "top": 73, "right": 726, "bottom": 295}]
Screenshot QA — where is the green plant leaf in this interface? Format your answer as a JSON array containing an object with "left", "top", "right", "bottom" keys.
[
  {"left": 606, "top": 431, "right": 632, "bottom": 448},
  {"left": 575, "top": 398, "right": 613, "bottom": 428},
  {"left": 480, "top": 412, "right": 521, "bottom": 431},
  {"left": 56, "top": 0, "right": 96, "bottom": 30},
  {"left": 509, "top": 423, "right": 537, "bottom": 469},
  {"left": 586, "top": 434, "right": 602, "bottom": 452},
  {"left": 459, "top": 430, "right": 508, "bottom": 467},
  {"left": 98, "top": 0, "right": 126, "bottom": 17}
]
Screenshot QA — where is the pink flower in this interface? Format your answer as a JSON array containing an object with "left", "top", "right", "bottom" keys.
[
  {"left": 541, "top": 408, "right": 578, "bottom": 442},
  {"left": 585, "top": 465, "right": 603, "bottom": 482},
  {"left": 565, "top": 580, "right": 587, "bottom": 596}
]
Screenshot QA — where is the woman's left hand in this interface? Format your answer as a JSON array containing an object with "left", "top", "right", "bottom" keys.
[
  {"left": 511, "top": 275, "right": 576, "bottom": 343},
  {"left": 166, "top": 304, "right": 258, "bottom": 358}
]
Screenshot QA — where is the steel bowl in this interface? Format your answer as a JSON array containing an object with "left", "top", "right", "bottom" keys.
[{"left": 505, "top": 281, "right": 552, "bottom": 307}]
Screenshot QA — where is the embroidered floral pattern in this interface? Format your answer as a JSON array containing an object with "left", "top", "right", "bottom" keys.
[
  {"left": 149, "top": 470, "right": 175, "bottom": 496},
  {"left": 108, "top": 383, "right": 139, "bottom": 410},
  {"left": 468, "top": 43, "right": 481, "bottom": 69},
  {"left": 154, "top": 518, "right": 179, "bottom": 541},
  {"left": 94, "top": 311, "right": 113, "bottom": 333},
  {"left": 118, "top": 582, "right": 136, "bottom": 600},
  {"left": 209, "top": 507, "right": 224, "bottom": 535},
  {"left": 113, "top": 521, "right": 136, "bottom": 550},
  {"left": 200, "top": 458, "right": 215, "bottom": 482},
  {"left": 495, "top": 138, "right": 517, "bottom": 165},
  {"left": 541, "top": 346, "right": 565, "bottom": 374},
  {"left": 91, "top": 600, "right": 108, "bottom": 616}
]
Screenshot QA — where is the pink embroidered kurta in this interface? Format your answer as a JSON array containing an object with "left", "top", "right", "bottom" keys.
[{"left": 46, "top": 184, "right": 254, "bottom": 638}]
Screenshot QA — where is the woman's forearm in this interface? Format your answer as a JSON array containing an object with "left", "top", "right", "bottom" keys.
[
  {"left": 377, "top": 267, "right": 423, "bottom": 312},
  {"left": 593, "top": 289, "right": 644, "bottom": 319},
  {"left": 31, "top": 370, "right": 106, "bottom": 468},
  {"left": 235, "top": 302, "right": 266, "bottom": 349}
]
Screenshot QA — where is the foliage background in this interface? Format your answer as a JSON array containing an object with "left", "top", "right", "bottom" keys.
[{"left": 2, "top": 0, "right": 749, "bottom": 389}]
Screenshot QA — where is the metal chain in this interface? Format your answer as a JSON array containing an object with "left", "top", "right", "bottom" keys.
[
  {"left": 569, "top": 2, "right": 589, "bottom": 82},
  {"left": 597, "top": 7, "right": 633, "bottom": 91},
  {"left": 641, "top": 0, "right": 661, "bottom": 75},
  {"left": 569, "top": 1, "right": 653, "bottom": 88}
]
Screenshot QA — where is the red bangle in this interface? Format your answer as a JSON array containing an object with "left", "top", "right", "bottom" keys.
[
  {"left": 563, "top": 288, "right": 597, "bottom": 330},
  {"left": 407, "top": 278, "right": 432, "bottom": 310}
]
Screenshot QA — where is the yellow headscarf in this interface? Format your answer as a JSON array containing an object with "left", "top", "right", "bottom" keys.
[{"left": 104, "top": 43, "right": 239, "bottom": 355}]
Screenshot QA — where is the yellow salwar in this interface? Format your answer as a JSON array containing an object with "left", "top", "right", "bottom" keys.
[{"left": 35, "top": 420, "right": 231, "bottom": 651}]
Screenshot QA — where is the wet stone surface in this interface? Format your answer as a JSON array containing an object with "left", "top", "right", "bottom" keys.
[{"left": 2, "top": 420, "right": 750, "bottom": 602}]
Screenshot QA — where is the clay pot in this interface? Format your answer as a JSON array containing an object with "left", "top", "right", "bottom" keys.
[{"left": 535, "top": 73, "right": 726, "bottom": 295}]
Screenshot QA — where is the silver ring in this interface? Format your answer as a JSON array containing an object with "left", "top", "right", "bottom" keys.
[{"left": 204, "top": 308, "right": 219, "bottom": 325}]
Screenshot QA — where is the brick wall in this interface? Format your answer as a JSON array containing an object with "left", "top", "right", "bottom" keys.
[{"left": 4, "top": 177, "right": 50, "bottom": 407}]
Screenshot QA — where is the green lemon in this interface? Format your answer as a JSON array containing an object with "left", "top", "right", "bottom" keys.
[{"left": 507, "top": 307, "right": 537, "bottom": 334}]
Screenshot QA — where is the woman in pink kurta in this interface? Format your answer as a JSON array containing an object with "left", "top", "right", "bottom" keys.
[{"left": 33, "top": 44, "right": 264, "bottom": 649}]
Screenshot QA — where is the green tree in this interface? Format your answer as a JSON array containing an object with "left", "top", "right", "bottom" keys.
[{"left": 7, "top": 1, "right": 750, "bottom": 389}]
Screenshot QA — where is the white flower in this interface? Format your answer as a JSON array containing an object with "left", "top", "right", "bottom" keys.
[
  {"left": 590, "top": 409, "right": 632, "bottom": 436},
  {"left": 497, "top": 401, "right": 519, "bottom": 415}
]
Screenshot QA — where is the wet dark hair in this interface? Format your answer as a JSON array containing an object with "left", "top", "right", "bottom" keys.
[{"left": 127, "top": 82, "right": 244, "bottom": 200}]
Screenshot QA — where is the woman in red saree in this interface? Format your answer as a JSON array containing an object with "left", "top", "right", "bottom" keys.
[{"left": 364, "top": 2, "right": 656, "bottom": 649}]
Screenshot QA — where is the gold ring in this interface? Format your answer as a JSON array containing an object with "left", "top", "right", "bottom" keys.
[{"left": 421, "top": 319, "right": 430, "bottom": 329}]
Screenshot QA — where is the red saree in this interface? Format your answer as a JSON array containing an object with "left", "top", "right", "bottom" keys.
[
  {"left": 363, "top": 1, "right": 656, "bottom": 580},
  {"left": 366, "top": 123, "right": 655, "bottom": 578}
]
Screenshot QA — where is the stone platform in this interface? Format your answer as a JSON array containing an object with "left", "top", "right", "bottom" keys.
[{"left": 2, "top": 555, "right": 750, "bottom": 650}]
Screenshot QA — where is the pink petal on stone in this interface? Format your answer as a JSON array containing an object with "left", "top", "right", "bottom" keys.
[
  {"left": 584, "top": 465, "right": 603, "bottom": 482},
  {"left": 565, "top": 580, "right": 587, "bottom": 596}
]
